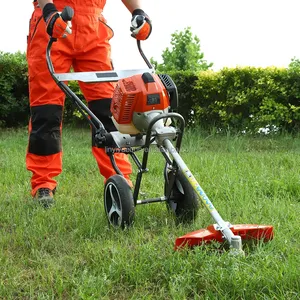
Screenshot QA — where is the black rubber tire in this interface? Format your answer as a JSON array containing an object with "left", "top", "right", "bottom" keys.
[
  {"left": 165, "top": 169, "right": 200, "bottom": 223},
  {"left": 104, "top": 175, "right": 135, "bottom": 229}
]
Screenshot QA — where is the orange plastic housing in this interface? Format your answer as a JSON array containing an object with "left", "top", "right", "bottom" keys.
[
  {"left": 111, "top": 73, "right": 170, "bottom": 125},
  {"left": 175, "top": 224, "right": 274, "bottom": 250}
]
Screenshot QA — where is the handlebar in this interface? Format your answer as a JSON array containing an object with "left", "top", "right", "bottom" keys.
[
  {"left": 137, "top": 40, "right": 152, "bottom": 69},
  {"left": 60, "top": 6, "right": 74, "bottom": 21},
  {"left": 45, "top": 6, "right": 154, "bottom": 133},
  {"left": 46, "top": 6, "right": 153, "bottom": 76}
]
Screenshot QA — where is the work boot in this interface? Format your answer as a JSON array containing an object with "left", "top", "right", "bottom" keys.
[{"left": 34, "top": 188, "right": 55, "bottom": 209}]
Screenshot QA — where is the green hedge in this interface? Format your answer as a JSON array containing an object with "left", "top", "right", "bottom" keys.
[
  {"left": 1, "top": 52, "right": 299, "bottom": 133},
  {"left": 0, "top": 52, "right": 83, "bottom": 127},
  {"left": 0, "top": 52, "right": 29, "bottom": 127},
  {"left": 170, "top": 67, "right": 300, "bottom": 133}
]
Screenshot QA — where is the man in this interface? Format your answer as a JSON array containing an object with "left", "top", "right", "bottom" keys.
[{"left": 26, "top": 0, "right": 152, "bottom": 208}]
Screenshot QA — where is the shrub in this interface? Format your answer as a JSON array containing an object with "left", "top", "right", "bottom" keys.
[
  {"left": 1, "top": 52, "right": 299, "bottom": 133},
  {"left": 0, "top": 52, "right": 29, "bottom": 127},
  {"left": 168, "top": 67, "right": 300, "bottom": 133}
]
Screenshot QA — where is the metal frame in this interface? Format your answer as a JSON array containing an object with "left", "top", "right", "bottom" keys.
[
  {"left": 45, "top": 37, "right": 183, "bottom": 207},
  {"left": 46, "top": 37, "right": 251, "bottom": 253}
]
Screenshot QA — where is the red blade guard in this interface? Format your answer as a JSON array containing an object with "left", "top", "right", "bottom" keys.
[{"left": 175, "top": 224, "right": 274, "bottom": 250}]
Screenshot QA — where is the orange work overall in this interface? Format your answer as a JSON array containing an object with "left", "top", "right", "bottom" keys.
[{"left": 26, "top": 0, "right": 132, "bottom": 196}]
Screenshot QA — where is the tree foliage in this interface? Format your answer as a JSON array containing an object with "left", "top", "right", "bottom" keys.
[
  {"left": 151, "top": 27, "right": 213, "bottom": 72},
  {"left": 288, "top": 57, "right": 300, "bottom": 71}
]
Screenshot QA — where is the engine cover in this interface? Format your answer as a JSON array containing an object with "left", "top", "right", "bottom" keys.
[{"left": 111, "top": 72, "right": 170, "bottom": 134}]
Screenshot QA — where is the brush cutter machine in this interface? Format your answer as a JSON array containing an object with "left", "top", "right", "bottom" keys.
[{"left": 46, "top": 7, "right": 274, "bottom": 254}]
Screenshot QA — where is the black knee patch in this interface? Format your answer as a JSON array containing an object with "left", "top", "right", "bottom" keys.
[
  {"left": 28, "top": 105, "right": 63, "bottom": 156},
  {"left": 88, "top": 99, "right": 117, "bottom": 146}
]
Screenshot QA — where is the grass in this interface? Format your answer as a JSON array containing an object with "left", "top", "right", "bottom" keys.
[{"left": 0, "top": 126, "right": 299, "bottom": 299}]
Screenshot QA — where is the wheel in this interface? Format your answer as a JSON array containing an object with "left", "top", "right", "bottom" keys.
[
  {"left": 104, "top": 175, "right": 135, "bottom": 229},
  {"left": 165, "top": 169, "right": 200, "bottom": 223}
]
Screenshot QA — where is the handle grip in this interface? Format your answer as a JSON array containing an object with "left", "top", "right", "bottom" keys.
[{"left": 61, "top": 6, "right": 74, "bottom": 22}]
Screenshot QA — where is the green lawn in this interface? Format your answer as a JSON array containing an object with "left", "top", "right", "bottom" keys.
[{"left": 0, "top": 127, "right": 299, "bottom": 299}]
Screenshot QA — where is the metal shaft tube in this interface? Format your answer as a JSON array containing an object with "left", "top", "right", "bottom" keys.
[{"left": 163, "top": 139, "right": 236, "bottom": 244}]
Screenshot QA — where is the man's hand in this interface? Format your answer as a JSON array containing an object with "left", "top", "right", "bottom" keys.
[
  {"left": 43, "top": 3, "right": 72, "bottom": 38},
  {"left": 46, "top": 12, "right": 72, "bottom": 38},
  {"left": 130, "top": 9, "right": 152, "bottom": 40}
]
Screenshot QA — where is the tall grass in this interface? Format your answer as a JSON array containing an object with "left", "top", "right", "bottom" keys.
[{"left": 0, "top": 127, "right": 299, "bottom": 299}]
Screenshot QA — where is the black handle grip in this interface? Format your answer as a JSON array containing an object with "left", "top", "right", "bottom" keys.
[{"left": 61, "top": 6, "right": 74, "bottom": 22}]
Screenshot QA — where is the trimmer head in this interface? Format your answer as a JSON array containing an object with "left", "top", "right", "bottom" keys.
[{"left": 175, "top": 224, "right": 274, "bottom": 250}]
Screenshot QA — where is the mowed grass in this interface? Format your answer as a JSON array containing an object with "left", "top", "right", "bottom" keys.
[{"left": 0, "top": 126, "right": 299, "bottom": 299}]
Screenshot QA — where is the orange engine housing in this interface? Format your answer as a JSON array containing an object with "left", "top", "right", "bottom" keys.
[{"left": 111, "top": 72, "right": 170, "bottom": 133}]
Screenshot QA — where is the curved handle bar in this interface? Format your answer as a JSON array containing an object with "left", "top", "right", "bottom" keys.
[
  {"left": 45, "top": 7, "right": 154, "bottom": 133},
  {"left": 46, "top": 6, "right": 153, "bottom": 74},
  {"left": 137, "top": 40, "right": 153, "bottom": 69}
]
